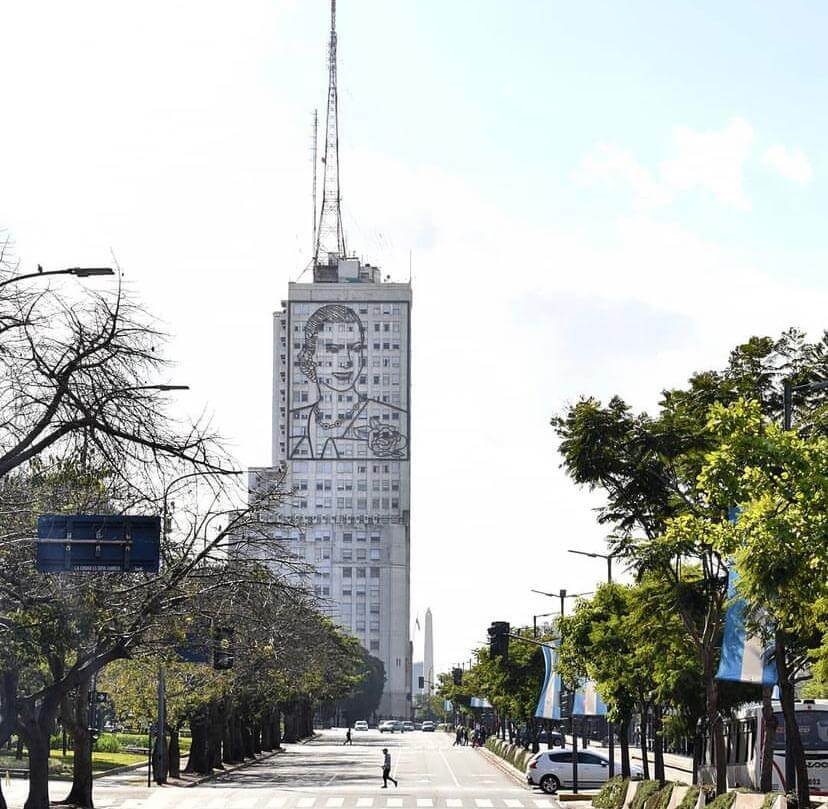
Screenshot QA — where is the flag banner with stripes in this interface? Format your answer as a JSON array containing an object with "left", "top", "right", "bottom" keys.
[
  {"left": 470, "top": 696, "right": 492, "bottom": 709},
  {"left": 443, "top": 699, "right": 453, "bottom": 712},
  {"left": 716, "top": 567, "right": 777, "bottom": 686},
  {"left": 535, "top": 644, "right": 562, "bottom": 720},
  {"left": 573, "top": 680, "right": 608, "bottom": 716}
]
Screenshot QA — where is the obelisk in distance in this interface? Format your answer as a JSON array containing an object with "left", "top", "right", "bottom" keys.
[{"left": 424, "top": 608, "right": 434, "bottom": 700}]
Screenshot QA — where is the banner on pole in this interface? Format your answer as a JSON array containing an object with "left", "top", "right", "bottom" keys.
[
  {"left": 535, "top": 644, "right": 562, "bottom": 720},
  {"left": 470, "top": 696, "right": 492, "bottom": 709},
  {"left": 716, "top": 567, "right": 777, "bottom": 686}
]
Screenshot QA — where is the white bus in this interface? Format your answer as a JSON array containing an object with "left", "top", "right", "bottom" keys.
[{"left": 719, "top": 699, "right": 828, "bottom": 796}]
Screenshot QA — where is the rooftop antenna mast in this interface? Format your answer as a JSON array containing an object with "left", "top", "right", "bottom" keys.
[
  {"left": 313, "top": 0, "right": 347, "bottom": 267},
  {"left": 311, "top": 109, "right": 318, "bottom": 259}
]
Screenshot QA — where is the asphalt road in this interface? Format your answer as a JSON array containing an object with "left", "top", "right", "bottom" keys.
[{"left": 2, "top": 729, "right": 554, "bottom": 809}]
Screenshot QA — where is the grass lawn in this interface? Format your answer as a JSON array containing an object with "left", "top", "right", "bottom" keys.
[{"left": 0, "top": 749, "right": 145, "bottom": 777}]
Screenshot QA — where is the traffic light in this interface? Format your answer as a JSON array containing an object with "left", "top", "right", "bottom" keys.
[
  {"left": 213, "top": 627, "right": 235, "bottom": 670},
  {"left": 452, "top": 667, "right": 463, "bottom": 686},
  {"left": 418, "top": 676, "right": 425, "bottom": 689},
  {"left": 488, "top": 621, "right": 510, "bottom": 662}
]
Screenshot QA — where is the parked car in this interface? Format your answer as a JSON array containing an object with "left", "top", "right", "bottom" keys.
[
  {"left": 421, "top": 721, "right": 435, "bottom": 732},
  {"left": 526, "top": 749, "right": 643, "bottom": 794},
  {"left": 392, "top": 720, "right": 405, "bottom": 732},
  {"left": 354, "top": 720, "right": 369, "bottom": 731},
  {"left": 379, "top": 720, "right": 397, "bottom": 733},
  {"left": 537, "top": 729, "right": 565, "bottom": 747},
  {"left": 403, "top": 721, "right": 415, "bottom": 732}
]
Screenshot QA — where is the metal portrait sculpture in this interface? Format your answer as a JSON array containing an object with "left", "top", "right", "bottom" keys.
[{"left": 288, "top": 303, "right": 408, "bottom": 460}]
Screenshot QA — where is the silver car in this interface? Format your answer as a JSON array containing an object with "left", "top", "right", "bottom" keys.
[{"left": 526, "top": 749, "right": 643, "bottom": 793}]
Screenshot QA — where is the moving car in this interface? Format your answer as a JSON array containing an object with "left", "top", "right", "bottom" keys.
[
  {"left": 403, "top": 721, "right": 415, "bottom": 732},
  {"left": 526, "top": 749, "right": 643, "bottom": 794},
  {"left": 421, "top": 721, "right": 435, "bottom": 732},
  {"left": 392, "top": 720, "right": 405, "bottom": 732},
  {"left": 379, "top": 720, "right": 397, "bottom": 733},
  {"left": 354, "top": 720, "right": 369, "bottom": 731}
]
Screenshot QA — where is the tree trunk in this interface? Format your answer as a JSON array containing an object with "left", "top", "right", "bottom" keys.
[
  {"left": 273, "top": 707, "right": 282, "bottom": 750},
  {"left": 760, "top": 686, "right": 777, "bottom": 793},
  {"left": 705, "top": 652, "right": 727, "bottom": 795},
  {"left": 223, "top": 719, "right": 236, "bottom": 764},
  {"left": 185, "top": 714, "right": 211, "bottom": 774},
  {"left": 530, "top": 720, "right": 539, "bottom": 754},
  {"left": 168, "top": 726, "right": 181, "bottom": 778},
  {"left": 775, "top": 633, "right": 809, "bottom": 808},
  {"left": 653, "top": 704, "right": 665, "bottom": 785},
  {"left": 62, "top": 676, "right": 95, "bottom": 807},
  {"left": 639, "top": 710, "right": 651, "bottom": 781},
  {"left": 619, "top": 717, "right": 631, "bottom": 778},
  {"left": 23, "top": 725, "right": 52, "bottom": 809}
]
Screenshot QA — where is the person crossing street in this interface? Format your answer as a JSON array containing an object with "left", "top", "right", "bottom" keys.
[{"left": 381, "top": 748, "right": 398, "bottom": 788}]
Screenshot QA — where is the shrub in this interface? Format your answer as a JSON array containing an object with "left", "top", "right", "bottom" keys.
[
  {"left": 704, "top": 793, "right": 737, "bottom": 809},
  {"left": 93, "top": 734, "right": 121, "bottom": 753},
  {"left": 647, "top": 784, "right": 677, "bottom": 809},
  {"left": 760, "top": 794, "right": 782, "bottom": 809},
  {"left": 631, "top": 781, "right": 663, "bottom": 809},
  {"left": 593, "top": 777, "right": 630, "bottom": 809},
  {"left": 677, "top": 786, "right": 701, "bottom": 809}
]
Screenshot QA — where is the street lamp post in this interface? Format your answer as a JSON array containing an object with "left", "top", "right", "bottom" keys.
[
  {"left": 531, "top": 588, "right": 594, "bottom": 794},
  {"left": 567, "top": 548, "right": 617, "bottom": 777},
  {"left": 533, "top": 610, "right": 559, "bottom": 639},
  {"left": 0, "top": 266, "right": 114, "bottom": 289}
]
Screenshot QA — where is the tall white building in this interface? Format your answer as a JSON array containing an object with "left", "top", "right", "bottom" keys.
[{"left": 251, "top": 255, "right": 412, "bottom": 717}]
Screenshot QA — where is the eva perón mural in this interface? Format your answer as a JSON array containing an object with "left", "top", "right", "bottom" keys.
[{"left": 288, "top": 301, "right": 409, "bottom": 460}]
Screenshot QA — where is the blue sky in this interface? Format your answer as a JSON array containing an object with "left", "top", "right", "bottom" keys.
[{"left": 2, "top": 1, "right": 827, "bottom": 673}]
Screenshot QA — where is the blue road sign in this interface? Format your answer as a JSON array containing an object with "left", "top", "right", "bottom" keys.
[{"left": 36, "top": 514, "right": 161, "bottom": 573}]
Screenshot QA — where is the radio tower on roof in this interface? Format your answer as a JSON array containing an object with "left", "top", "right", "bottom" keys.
[{"left": 314, "top": 0, "right": 347, "bottom": 268}]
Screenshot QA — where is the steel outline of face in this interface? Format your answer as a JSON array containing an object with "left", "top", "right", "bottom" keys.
[
  {"left": 297, "top": 304, "right": 366, "bottom": 395},
  {"left": 316, "top": 330, "right": 365, "bottom": 393}
]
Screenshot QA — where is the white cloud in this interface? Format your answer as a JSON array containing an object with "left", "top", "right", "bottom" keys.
[
  {"left": 660, "top": 117, "right": 754, "bottom": 210},
  {"left": 578, "top": 119, "right": 755, "bottom": 211},
  {"left": 576, "top": 144, "right": 671, "bottom": 207},
  {"left": 762, "top": 145, "right": 813, "bottom": 184}
]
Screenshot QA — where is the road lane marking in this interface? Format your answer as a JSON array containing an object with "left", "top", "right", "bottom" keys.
[
  {"left": 533, "top": 801, "right": 556, "bottom": 808},
  {"left": 326, "top": 800, "right": 344, "bottom": 808},
  {"left": 266, "top": 799, "right": 287, "bottom": 809},
  {"left": 298, "top": 799, "right": 316, "bottom": 808},
  {"left": 475, "top": 801, "right": 494, "bottom": 808},
  {"left": 447, "top": 801, "right": 463, "bottom": 808},
  {"left": 504, "top": 801, "right": 525, "bottom": 808},
  {"left": 417, "top": 800, "right": 433, "bottom": 807},
  {"left": 385, "top": 799, "right": 403, "bottom": 808},
  {"left": 438, "top": 749, "right": 462, "bottom": 789},
  {"left": 356, "top": 800, "right": 374, "bottom": 808}
]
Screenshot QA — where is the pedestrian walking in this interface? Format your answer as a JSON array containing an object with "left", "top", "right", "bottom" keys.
[
  {"left": 344, "top": 727, "right": 352, "bottom": 745},
  {"left": 454, "top": 727, "right": 462, "bottom": 746},
  {"left": 381, "top": 748, "right": 398, "bottom": 788},
  {"left": 463, "top": 727, "right": 469, "bottom": 746}
]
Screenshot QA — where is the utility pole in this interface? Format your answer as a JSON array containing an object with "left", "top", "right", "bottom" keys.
[{"left": 567, "top": 548, "right": 617, "bottom": 777}]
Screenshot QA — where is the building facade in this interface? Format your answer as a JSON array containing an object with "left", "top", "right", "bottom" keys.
[{"left": 253, "top": 256, "right": 412, "bottom": 717}]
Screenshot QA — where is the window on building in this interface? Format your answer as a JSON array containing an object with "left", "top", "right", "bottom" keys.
[
  {"left": 343, "top": 567, "right": 352, "bottom": 578},
  {"left": 370, "top": 641, "right": 380, "bottom": 651},
  {"left": 370, "top": 567, "right": 380, "bottom": 578},
  {"left": 356, "top": 567, "right": 366, "bottom": 579},
  {"left": 369, "top": 548, "right": 380, "bottom": 560},
  {"left": 370, "top": 620, "right": 379, "bottom": 631},
  {"left": 342, "top": 549, "right": 352, "bottom": 560},
  {"left": 356, "top": 548, "right": 366, "bottom": 561},
  {"left": 343, "top": 532, "right": 353, "bottom": 542},
  {"left": 370, "top": 534, "right": 380, "bottom": 543},
  {"left": 370, "top": 604, "right": 380, "bottom": 614}
]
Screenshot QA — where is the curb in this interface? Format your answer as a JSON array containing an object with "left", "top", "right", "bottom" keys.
[
  {"left": 478, "top": 746, "right": 529, "bottom": 789},
  {"left": 183, "top": 748, "right": 283, "bottom": 787}
]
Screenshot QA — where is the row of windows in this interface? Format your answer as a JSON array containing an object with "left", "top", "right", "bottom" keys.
[
  {"left": 294, "top": 497, "right": 400, "bottom": 510},
  {"left": 314, "top": 548, "right": 382, "bottom": 561},
  {"left": 294, "top": 479, "right": 400, "bottom": 492},
  {"left": 292, "top": 461, "right": 401, "bottom": 474},
  {"left": 342, "top": 567, "right": 381, "bottom": 578},
  {"left": 292, "top": 303, "right": 403, "bottom": 317}
]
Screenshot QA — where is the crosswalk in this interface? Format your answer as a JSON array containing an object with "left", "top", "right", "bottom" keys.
[{"left": 113, "top": 795, "right": 558, "bottom": 809}]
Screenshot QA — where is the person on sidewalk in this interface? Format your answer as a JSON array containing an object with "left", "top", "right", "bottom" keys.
[
  {"left": 344, "top": 727, "right": 352, "bottom": 745},
  {"left": 381, "top": 748, "right": 398, "bottom": 788}
]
